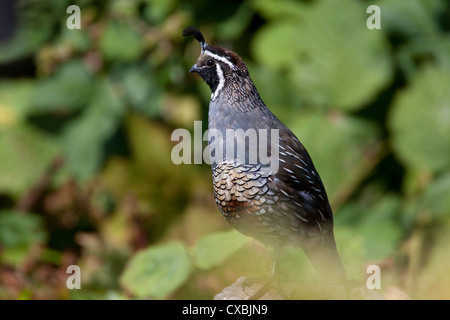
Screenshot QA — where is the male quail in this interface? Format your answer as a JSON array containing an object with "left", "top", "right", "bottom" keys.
[{"left": 183, "top": 26, "right": 347, "bottom": 284}]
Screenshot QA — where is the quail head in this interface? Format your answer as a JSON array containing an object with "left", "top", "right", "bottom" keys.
[{"left": 183, "top": 26, "right": 346, "bottom": 283}]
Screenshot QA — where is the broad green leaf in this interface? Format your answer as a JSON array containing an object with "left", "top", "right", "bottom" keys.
[
  {"left": 420, "top": 173, "right": 450, "bottom": 219},
  {"left": 0, "top": 0, "right": 64, "bottom": 63},
  {"left": 216, "top": 2, "right": 255, "bottom": 40},
  {"left": 122, "top": 66, "right": 162, "bottom": 117},
  {"left": 0, "top": 80, "right": 34, "bottom": 126},
  {"left": 193, "top": 229, "right": 250, "bottom": 270},
  {"left": 250, "top": 0, "right": 304, "bottom": 20},
  {"left": 31, "top": 60, "right": 95, "bottom": 113},
  {"left": 376, "top": 0, "right": 444, "bottom": 37},
  {"left": 125, "top": 115, "right": 190, "bottom": 181},
  {"left": 62, "top": 79, "right": 124, "bottom": 180},
  {"left": 0, "top": 211, "right": 47, "bottom": 266},
  {"left": 0, "top": 26, "right": 51, "bottom": 63},
  {"left": 335, "top": 195, "right": 404, "bottom": 266},
  {"left": 333, "top": 224, "right": 365, "bottom": 280},
  {"left": 251, "top": 22, "right": 299, "bottom": 69},
  {"left": 359, "top": 195, "right": 404, "bottom": 260},
  {"left": 389, "top": 66, "right": 450, "bottom": 173},
  {"left": 275, "top": 246, "right": 313, "bottom": 282},
  {"left": 58, "top": 25, "right": 91, "bottom": 52},
  {"left": 143, "top": 0, "right": 176, "bottom": 25},
  {"left": 288, "top": 112, "right": 381, "bottom": 201},
  {"left": 397, "top": 36, "right": 450, "bottom": 80},
  {"left": 253, "top": 0, "right": 392, "bottom": 111},
  {"left": 99, "top": 22, "right": 144, "bottom": 62},
  {"left": 0, "top": 124, "right": 60, "bottom": 195},
  {"left": 249, "top": 63, "right": 302, "bottom": 120},
  {"left": 109, "top": 0, "right": 140, "bottom": 18},
  {"left": 120, "top": 242, "right": 191, "bottom": 298},
  {"left": 102, "top": 115, "right": 193, "bottom": 242}
]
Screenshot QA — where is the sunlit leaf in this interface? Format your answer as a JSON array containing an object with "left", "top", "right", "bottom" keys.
[
  {"left": 250, "top": 0, "right": 304, "bottom": 20},
  {"left": 420, "top": 173, "right": 450, "bottom": 219},
  {"left": 122, "top": 66, "right": 163, "bottom": 117},
  {"left": 0, "top": 80, "right": 34, "bottom": 126},
  {"left": 62, "top": 78, "right": 124, "bottom": 180},
  {"left": 397, "top": 36, "right": 450, "bottom": 79},
  {"left": 252, "top": 0, "right": 392, "bottom": 111},
  {"left": 335, "top": 195, "right": 404, "bottom": 267},
  {"left": 31, "top": 60, "right": 95, "bottom": 113},
  {"left": 359, "top": 195, "right": 404, "bottom": 260},
  {"left": 120, "top": 242, "right": 191, "bottom": 298},
  {"left": 143, "top": 0, "right": 176, "bottom": 25},
  {"left": 376, "top": 0, "right": 444, "bottom": 37},
  {"left": 216, "top": 2, "right": 255, "bottom": 40},
  {"left": 0, "top": 211, "right": 47, "bottom": 266},
  {"left": 0, "top": 124, "right": 60, "bottom": 195},
  {"left": 58, "top": 25, "right": 91, "bottom": 52},
  {"left": 109, "top": 0, "right": 140, "bottom": 18},
  {"left": 99, "top": 21, "right": 144, "bottom": 62},
  {"left": 193, "top": 230, "right": 250, "bottom": 270},
  {"left": 288, "top": 112, "right": 381, "bottom": 201},
  {"left": 333, "top": 224, "right": 365, "bottom": 280},
  {"left": 251, "top": 22, "right": 299, "bottom": 69},
  {"left": 0, "top": 0, "right": 61, "bottom": 63},
  {"left": 389, "top": 66, "right": 450, "bottom": 173}
]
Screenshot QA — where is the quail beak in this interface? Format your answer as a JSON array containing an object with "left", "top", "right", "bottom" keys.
[{"left": 189, "top": 64, "right": 200, "bottom": 73}]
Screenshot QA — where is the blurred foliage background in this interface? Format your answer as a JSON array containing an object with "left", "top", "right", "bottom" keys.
[{"left": 0, "top": 0, "right": 449, "bottom": 300}]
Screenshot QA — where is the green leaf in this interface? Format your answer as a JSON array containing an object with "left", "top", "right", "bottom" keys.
[
  {"left": 333, "top": 224, "right": 365, "bottom": 279},
  {"left": 0, "top": 26, "right": 51, "bottom": 63},
  {"left": 0, "top": 211, "right": 47, "bottom": 266},
  {"left": 122, "top": 66, "right": 162, "bottom": 117},
  {"left": 109, "top": 0, "right": 140, "bottom": 18},
  {"left": 420, "top": 173, "right": 450, "bottom": 220},
  {"left": 193, "top": 230, "right": 250, "bottom": 270},
  {"left": 376, "top": 0, "right": 444, "bottom": 37},
  {"left": 254, "top": 0, "right": 392, "bottom": 111},
  {"left": 249, "top": 63, "right": 302, "bottom": 119},
  {"left": 250, "top": 0, "right": 304, "bottom": 20},
  {"left": 0, "top": 124, "right": 60, "bottom": 195},
  {"left": 397, "top": 36, "right": 450, "bottom": 80},
  {"left": 99, "top": 22, "right": 144, "bottom": 62},
  {"left": 287, "top": 112, "right": 381, "bottom": 201},
  {"left": 359, "top": 196, "right": 404, "bottom": 260},
  {"left": 0, "top": 0, "right": 62, "bottom": 63},
  {"left": 143, "top": 0, "right": 176, "bottom": 25},
  {"left": 251, "top": 22, "right": 299, "bottom": 69},
  {"left": 217, "top": 2, "right": 254, "bottom": 40},
  {"left": 58, "top": 25, "right": 91, "bottom": 52},
  {"left": 31, "top": 60, "right": 95, "bottom": 114},
  {"left": 389, "top": 66, "right": 450, "bottom": 173},
  {"left": 101, "top": 115, "right": 193, "bottom": 242},
  {"left": 62, "top": 79, "right": 124, "bottom": 180},
  {"left": 120, "top": 242, "right": 191, "bottom": 298},
  {"left": 275, "top": 246, "right": 312, "bottom": 282},
  {"left": 0, "top": 80, "right": 34, "bottom": 125},
  {"left": 336, "top": 195, "right": 404, "bottom": 262}
]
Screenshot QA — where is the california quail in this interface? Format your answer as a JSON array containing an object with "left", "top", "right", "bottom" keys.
[{"left": 183, "top": 26, "right": 347, "bottom": 284}]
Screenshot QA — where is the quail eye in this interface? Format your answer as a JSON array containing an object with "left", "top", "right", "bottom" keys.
[{"left": 207, "top": 59, "right": 214, "bottom": 66}]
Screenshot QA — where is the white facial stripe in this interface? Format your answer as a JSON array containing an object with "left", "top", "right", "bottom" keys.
[
  {"left": 211, "top": 63, "right": 225, "bottom": 101},
  {"left": 203, "top": 50, "right": 236, "bottom": 70}
]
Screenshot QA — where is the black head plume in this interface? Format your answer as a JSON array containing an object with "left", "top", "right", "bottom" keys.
[{"left": 182, "top": 25, "right": 207, "bottom": 50}]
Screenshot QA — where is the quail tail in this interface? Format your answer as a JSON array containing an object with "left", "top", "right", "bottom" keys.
[{"left": 302, "top": 233, "right": 347, "bottom": 284}]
